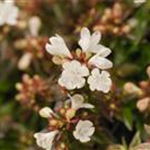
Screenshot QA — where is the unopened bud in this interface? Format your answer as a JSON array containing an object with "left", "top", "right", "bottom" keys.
[
  {"left": 75, "top": 48, "right": 82, "bottom": 58},
  {"left": 124, "top": 82, "right": 143, "bottom": 96},
  {"left": 113, "top": 27, "right": 120, "bottom": 35},
  {"left": 139, "top": 81, "right": 149, "bottom": 89},
  {"left": 65, "top": 108, "right": 76, "bottom": 121},
  {"left": 15, "top": 83, "right": 23, "bottom": 90},
  {"left": 113, "top": 3, "right": 123, "bottom": 19},
  {"left": 59, "top": 108, "right": 66, "bottom": 115},
  {"left": 52, "top": 56, "right": 63, "bottom": 65},
  {"left": 122, "top": 25, "right": 131, "bottom": 34},
  {"left": 50, "top": 119, "right": 58, "bottom": 126},
  {"left": 18, "top": 53, "right": 32, "bottom": 70},
  {"left": 39, "top": 107, "right": 54, "bottom": 118},
  {"left": 17, "top": 20, "right": 27, "bottom": 30},
  {"left": 110, "top": 104, "right": 116, "bottom": 110},
  {"left": 28, "top": 16, "right": 41, "bottom": 36},
  {"left": 137, "top": 97, "right": 150, "bottom": 112},
  {"left": 14, "top": 39, "right": 28, "bottom": 49},
  {"left": 104, "top": 8, "right": 112, "bottom": 20}
]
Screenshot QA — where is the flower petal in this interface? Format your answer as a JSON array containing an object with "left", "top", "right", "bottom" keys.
[
  {"left": 73, "top": 120, "right": 95, "bottom": 143},
  {"left": 93, "top": 45, "right": 111, "bottom": 57},
  {"left": 90, "top": 31, "right": 101, "bottom": 47},
  {"left": 89, "top": 55, "right": 113, "bottom": 69},
  {"left": 71, "top": 94, "right": 84, "bottom": 110},
  {"left": 45, "top": 35, "right": 72, "bottom": 58},
  {"left": 78, "top": 27, "right": 91, "bottom": 52},
  {"left": 34, "top": 130, "right": 58, "bottom": 150},
  {"left": 81, "top": 103, "right": 94, "bottom": 109},
  {"left": 58, "top": 60, "right": 89, "bottom": 90},
  {"left": 88, "top": 69, "right": 112, "bottom": 93}
]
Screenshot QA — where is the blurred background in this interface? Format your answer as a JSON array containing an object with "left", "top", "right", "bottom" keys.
[{"left": 0, "top": 0, "right": 150, "bottom": 149}]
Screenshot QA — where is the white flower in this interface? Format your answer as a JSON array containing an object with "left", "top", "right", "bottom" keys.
[
  {"left": 45, "top": 34, "right": 72, "bottom": 58},
  {"left": 70, "top": 94, "right": 94, "bottom": 110},
  {"left": 88, "top": 53, "right": 113, "bottom": 70},
  {"left": 28, "top": 16, "right": 41, "bottom": 36},
  {"left": 87, "top": 68, "right": 112, "bottom": 93},
  {"left": 73, "top": 120, "right": 95, "bottom": 143},
  {"left": 18, "top": 53, "right": 32, "bottom": 70},
  {"left": 0, "top": 0, "right": 19, "bottom": 26},
  {"left": 34, "top": 130, "right": 58, "bottom": 150},
  {"left": 78, "top": 27, "right": 111, "bottom": 54},
  {"left": 58, "top": 60, "right": 89, "bottom": 90},
  {"left": 39, "top": 107, "right": 54, "bottom": 118}
]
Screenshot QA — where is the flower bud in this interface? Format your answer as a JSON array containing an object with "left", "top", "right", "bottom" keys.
[
  {"left": 139, "top": 81, "right": 149, "bottom": 89},
  {"left": 28, "top": 16, "right": 41, "bottom": 36},
  {"left": 39, "top": 107, "right": 54, "bottom": 118},
  {"left": 50, "top": 119, "right": 58, "bottom": 126},
  {"left": 112, "top": 3, "right": 122, "bottom": 19},
  {"left": 137, "top": 97, "right": 150, "bottom": 112},
  {"left": 14, "top": 39, "right": 27, "bottom": 49},
  {"left": 52, "top": 56, "right": 63, "bottom": 65},
  {"left": 124, "top": 82, "right": 143, "bottom": 96},
  {"left": 18, "top": 53, "right": 32, "bottom": 70},
  {"left": 104, "top": 8, "right": 112, "bottom": 20},
  {"left": 65, "top": 108, "right": 76, "bottom": 121},
  {"left": 15, "top": 83, "right": 23, "bottom": 90},
  {"left": 59, "top": 108, "right": 66, "bottom": 116}
]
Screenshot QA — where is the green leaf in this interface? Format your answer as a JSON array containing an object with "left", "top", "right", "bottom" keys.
[
  {"left": 129, "top": 132, "right": 141, "bottom": 149},
  {"left": 123, "top": 108, "right": 133, "bottom": 131}
]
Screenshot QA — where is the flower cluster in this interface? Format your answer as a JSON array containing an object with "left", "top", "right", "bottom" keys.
[
  {"left": 34, "top": 28, "right": 113, "bottom": 150},
  {"left": 46, "top": 27, "right": 113, "bottom": 92},
  {"left": 15, "top": 74, "right": 51, "bottom": 110},
  {"left": 93, "top": 2, "right": 136, "bottom": 36},
  {"left": 34, "top": 94, "right": 95, "bottom": 150},
  {"left": 124, "top": 66, "right": 150, "bottom": 112}
]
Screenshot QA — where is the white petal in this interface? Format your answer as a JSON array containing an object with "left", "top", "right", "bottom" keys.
[
  {"left": 58, "top": 71, "right": 76, "bottom": 90},
  {"left": 45, "top": 35, "right": 72, "bottom": 58},
  {"left": 90, "top": 31, "right": 101, "bottom": 46},
  {"left": 58, "top": 60, "right": 89, "bottom": 90},
  {"left": 97, "top": 71, "right": 112, "bottom": 93},
  {"left": 39, "top": 107, "right": 54, "bottom": 118},
  {"left": 76, "top": 77, "right": 86, "bottom": 89},
  {"left": 71, "top": 94, "right": 84, "bottom": 110},
  {"left": 34, "top": 130, "right": 58, "bottom": 150},
  {"left": 79, "top": 136, "right": 91, "bottom": 143},
  {"left": 6, "top": 6, "right": 19, "bottom": 25},
  {"left": 80, "top": 65, "right": 90, "bottom": 77},
  {"left": 88, "top": 69, "right": 112, "bottom": 93},
  {"left": 89, "top": 55, "right": 113, "bottom": 69},
  {"left": 71, "top": 95, "right": 94, "bottom": 110},
  {"left": 73, "top": 120, "right": 95, "bottom": 143},
  {"left": 78, "top": 27, "right": 91, "bottom": 52},
  {"left": 62, "top": 60, "right": 80, "bottom": 70},
  {"left": 0, "top": 1, "right": 19, "bottom": 26},
  {"left": 94, "top": 45, "right": 111, "bottom": 57},
  {"left": 81, "top": 103, "right": 94, "bottom": 109}
]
